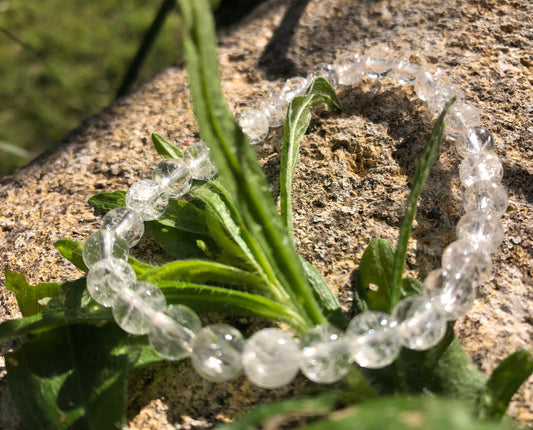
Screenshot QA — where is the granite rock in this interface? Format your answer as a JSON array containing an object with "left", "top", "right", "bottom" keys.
[{"left": 0, "top": 0, "right": 532, "bottom": 428}]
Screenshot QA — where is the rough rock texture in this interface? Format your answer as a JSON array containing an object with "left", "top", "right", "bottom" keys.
[{"left": 1, "top": 0, "right": 532, "bottom": 428}]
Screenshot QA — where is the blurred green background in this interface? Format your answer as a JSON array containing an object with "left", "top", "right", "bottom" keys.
[{"left": 0, "top": 0, "right": 261, "bottom": 178}]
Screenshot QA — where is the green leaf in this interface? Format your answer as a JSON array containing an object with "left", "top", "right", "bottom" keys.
[
  {"left": 157, "top": 281, "right": 308, "bottom": 331},
  {"left": 301, "top": 258, "right": 345, "bottom": 329},
  {"left": 139, "top": 260, "right": 270, "bottom": 295},
  {"left": 147, "top": 222, "right": 215, "bottom": 260},
  {"left": 400, "top": 277, "right": 423, "bottom": 298},
  {"left": 151, "top": 132, "right": 182, "bottom": 159},
  {"left": 54, "top": 238, "right": 154, "bottom": 277},
  {"left": 478, "top": 350, "right": 533, "bottom": 419},
  {"left": 216, "top": 393, "right": 343, "bottom": 430},
  {"left": 176, "top": 0, "right": 326, "bottom": 329},
  {"left": 0, "top": 305, "right": 112, "bottom": 344},
  {"left": 356, "top": 238, "right": 395, "bottom": 313},
  {"left": 390, "top": 97, "right": 455, "bottom": 310},
  {"left": 300, "top": 396, "right": 516, "bottom": 430},
  {"left": 280, "top": 77, "right": 341, "bottom": 235},
  {"left": 88, "top": 190, "right": 126, "bottom": 212},
  {"left": 5, "top": 270, "right": 61, "bottom": 317},
  {"left": 156, "top": 199, "right": 211, "bottom": 236},
  {"left": 7, "top": 324, "right": 130, "bottom": 429},
  {"left": 55, "top": 238, "right": 89, "bottom": 272}
]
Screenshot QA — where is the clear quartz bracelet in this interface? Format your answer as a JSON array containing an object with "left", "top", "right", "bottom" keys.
[{"left": 82, "top": 46, "right": 506, "bottom": 389}]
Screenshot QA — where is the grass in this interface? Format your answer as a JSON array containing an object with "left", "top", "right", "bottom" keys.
[{"left": 0, "top": 0, "right": 183, "bottom": 177}]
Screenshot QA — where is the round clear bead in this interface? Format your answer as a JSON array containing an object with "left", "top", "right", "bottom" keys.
[
  {"left": 363, "top": 45, "right": 395, "bottom": 79},
  {"left": 463, "top": 181, "right": 508, "bottom": 216},
  {"left": 237, "top": 109, "right": 270, "bottom": 144},
  {"left": 102, "top": 207, "right": 145, "bottom": 247},
  {"left": 391, "top": 52, "right": 425, "bottom": 85},
  {"left": 455, "top": 126, "right": 495, "bottom": 158},
  {"left": 279, "top": 76, "right": 309, "bottom": 102},
  {"left": 82, "top": 230, "right": 129, "bottom": 268},
  {"left": 445, "top": 102, "right": 481, "bottom": 140},
  {"left": 391, "top": 296, "right": 447, "bottom": 350},
  {"left": 113, "top": 281, "right": 166, "bottom": 335},
  {"left": 441, "top": 240, "right": 492, "bottom": 286},
  {"left": 299, "top": 325, "right": 350, "bottom": 384},
  {"left": 333, "top": 52, "right": 364, "bottom": 86},
  {"left": 456, "top": 211, "right": 504, "bottom": 252},
  {"left": 346, "top": 311, "right": 401, "bottom": 368},
  {"left": 126, "top": 179, "right": 168, "bottom": 221},
  {"left": 261, "top": 95, "right": 287, "bottom": 127},
  {"left": 427, "top": 84, "right": 465, "bottom": 117},
  {"left": 153, "top": 158, "right": 192, "bottom": 198},
  {"left": 149, "top": 305, "right": 202, "bottom": 360},
  {"left": 242, "top": 328, "right": 300, "bottom": 389},
  {"left": 414, "top": 69, "right": 437, "bottom": 101},
  {"left": 423, "top": 268, "right": 475, "bottom": 320},
  {"left": 307, "top": 63, "right": 339, "bottom": 88},
  {"left": 191, "top": 324, "right": 244, "bottom": 382},
  {"left": 86, "top": 258, "right": 136, "bottom": 307},
  {"left": 182, "top": 140, "right": 217, "bottom": 180},
  {"left": 459, "top": 151, "right": 503, "bottom": 188}
]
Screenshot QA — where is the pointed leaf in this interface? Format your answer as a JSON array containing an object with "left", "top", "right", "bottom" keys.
[
  {"left": 176, "top": 0, "right": 326, "bottom": 328},
  {"left": 88, "top": 190, "right": 126, "bottom": 212},
  {"left": 157, "top": 281, "right": 308, "bottom": 331},
  {"left": 390, "top": 97, "right": 455, "bottom": 310},
  {"left": 280, "top": 78, "right": 341, "bottom": 234},
  {"left": 301, "top": 258, "right": 345, "bottom": 329},
  {"left": 152, "top": 132, "right": 182, "bottom": 159},
  {"left": 139, "top": 260, "right": 269, "bottom": 295},
  {"left": 356, "top": 238, "right": 395, "bottom": 313},
  {"left": 5, "top": 270, "right": 61, "bottom": 317},
  {"left": 478, "top": 350, "right": 533, "bottom": 419}
]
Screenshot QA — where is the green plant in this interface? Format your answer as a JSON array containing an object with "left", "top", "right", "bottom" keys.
[{"left": 1, "top": 0, "right": 531, "bottom": 428}]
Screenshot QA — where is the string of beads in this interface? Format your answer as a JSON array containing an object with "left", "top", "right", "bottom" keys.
[{"left": 83, "top": 45, "right": 506, "bottom": 389}]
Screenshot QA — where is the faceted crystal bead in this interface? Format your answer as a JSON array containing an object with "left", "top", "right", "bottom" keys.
[
  {"left": 455, "top": 126, "right": 495, "bottom": 158},
  {"left": 445, "top": 102, "right": 481, "bottom": 140},
  {"left": 126, "top": 179, "right": 168, "bottom": 221},
  {"left": 299, "top": 325, "right": 350, "bottom": 384},
  {"left": 391, "top": 296, "right": 447, "bottom": 350},
  {"left": 102, "top": 207, "right": 145, "bottom": 247},
  {"left": 456, "top": 211, "right": 504, "bottom": 252},
  {"left": 423, "top": 268, "right": 475, "bottom": 320},
  {"left": 149, "top": 305, "right": 202, "bottom": 360},
  {"left": 307, "top": 63, "right": 339, "bottom": 89},
  {"left": 153, "top": 158, "right": 192, "bottom": 198},
  {"left": 363, "top": 45, "right": 395, "bottom": 79},
  {"left": 261, "top": 95, "right": 287, "bottom": 127},
  {"left": 333, "top": 52, "right": 364, "bottom": 86},
  {"left": 113, "top": 281, "right": 166, "bottom": 335},
  {"left": 279, "top": 76, "right": 309, "bottom": 102},
  {"left": 391, "top": 52, "right": 425, "bottom": 85},
  {"left": 182, "top": 140, "right": 217, "bottom": 180},
  {"left": 82, "top": 230, "right": 129, "bottom": 268},
  {"left": 242, "top": 328, "right": 300, "bottom": 389},
  {"left": 191, "top": 324, "right": 244, "bottom": 382},
  {"left": 86, "top": 258, "right": 136, "bottom": 307},
  {"left": 441, "top": 240, "right": 492, "bottom": 286},
  {"left": 463, "top": 181, "right": 508, "bottom": 216},
  {"left": 346, "top": 311, "right": 401, "bottom": 368},
  {"left": 459, "top": 151, "right": 503, "bottom": 188},
  {"left": 237, "top": 109, "right": 270, "bottom": 144}
]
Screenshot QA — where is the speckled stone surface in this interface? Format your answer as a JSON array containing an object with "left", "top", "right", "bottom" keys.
[{"left": 1, "top": 0, "right": 532, "bottom": 428}]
